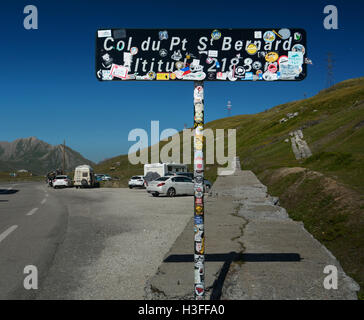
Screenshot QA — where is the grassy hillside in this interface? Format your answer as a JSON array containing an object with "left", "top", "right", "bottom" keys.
[
  {"left": 96, "top": 77, "right": 364, "bottom": 190},
  {"left": 95, "top": 77, "right": 364, "bottom": 297},
  {"left": 205, "top": 77, "right": 364, "bottom": 188}
]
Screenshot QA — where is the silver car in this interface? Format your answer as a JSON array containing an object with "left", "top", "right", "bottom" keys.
[{"left": 146, "top": 176, "right": 194, "bottom": 197}]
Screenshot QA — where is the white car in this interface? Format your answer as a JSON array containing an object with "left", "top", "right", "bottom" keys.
[
  {"left": 53, "top": 175, "right": 73, "bottom": 189},
  {"left": 146, "top": 176, "right": 195, "bottom": 197},
  {"left": 128, "top": 175, "right": 145, "bottom": 189}
]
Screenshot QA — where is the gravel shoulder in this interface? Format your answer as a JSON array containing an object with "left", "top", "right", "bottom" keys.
[{"left": 36, "top": 188, "right": 192, "bottom": 299}]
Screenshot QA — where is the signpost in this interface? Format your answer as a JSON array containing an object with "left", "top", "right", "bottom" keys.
[{"left": 95, "top": 28, "right": 307, "bottom": 300}]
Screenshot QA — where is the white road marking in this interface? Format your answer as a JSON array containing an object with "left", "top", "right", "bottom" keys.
[
  {"left": 0, "top": 225, "right": 18, "bottom": 243},
  {"left": 26, "top": 208, "right": 39, "bottom": 216},
  {"left": 41, "top": 198, "right": 47, "bottom": 204}
]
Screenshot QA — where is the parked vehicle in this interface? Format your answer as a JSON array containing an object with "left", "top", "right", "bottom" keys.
[
  {"left": 46, "top": 170, "right": 62, "bottom": 187},
  {"left": 95, "top": 174, "right": 112, "bottom": 181},
  {"left": 128, "top": 175, "right": 145, "bottom": 189},
  {"left": 53, "top": 175, "right": 73, "bottom": 188},
  {"left": 144, "top": 163, "right": 188, "bottom": 182},
  {"left": 175, "top": 172, "right": 194, "bottom": 180},
  {"left": 74, "top": 165, "right": 97, "bottom": 188},
  {"left": 175, "top": 172, "right": 212, "bottom": 192},
  {"left": 95, "top": 174, "right": 103, "bottom": 182},
  {"left": 146, "top": 176, "right": 194, "bottom": 197}
]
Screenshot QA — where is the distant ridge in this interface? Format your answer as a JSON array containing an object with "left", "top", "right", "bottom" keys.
[{"left": 0, "top": 137, "right": 94, "bottom": 174}]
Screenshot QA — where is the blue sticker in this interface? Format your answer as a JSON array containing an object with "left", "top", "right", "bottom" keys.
[
  {"left": 159, "top": 30, "right": 168, "bottom": 40},
  {"left": 194, "top": 216, "right": 203, "bottom": 224},
  {"left": 244, "top": 72, "right": 253, "bottom": 80}
]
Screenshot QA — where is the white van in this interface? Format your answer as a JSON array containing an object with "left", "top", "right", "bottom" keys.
[
  {"left": 74, "top": 165, "right": 96, "bottom": 188},
  {"left": 144, "top": 163, "right": 188, "bottom": 182}
]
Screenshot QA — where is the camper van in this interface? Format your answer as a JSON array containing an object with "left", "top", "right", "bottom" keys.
[
  {"left": 74, "top": 165, "right": 97, "bottom": 188},
  {"left": 144, "top": 163, "right": 188, "bottom": 182}
]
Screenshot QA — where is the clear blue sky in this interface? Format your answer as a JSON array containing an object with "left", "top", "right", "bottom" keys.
[{"left": 1, "top": 0, "right": 363, "bottom": 162}]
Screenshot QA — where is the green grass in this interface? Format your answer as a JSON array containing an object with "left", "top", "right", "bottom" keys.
[
  {"left": 0, "top": 171, "right": 44, "bottom": 182},
  {"left": 262, "top": 169, "right": 364, "bottom": 298}
]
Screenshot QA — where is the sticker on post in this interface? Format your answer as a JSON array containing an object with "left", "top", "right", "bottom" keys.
[
  {"left": 194, "top": 254, "right": 204, "bottom": 264},
  {"left": 195, "top": 268, "right": 203, "bottom": 283},
  {"left": 194, "top": 225, "right": 204, "bottom": 241},
  {"left": 194, "top": 216, "right": 203, "bottom": 225},
  {"left": 194, "top": 86, "right": 204, "bottom": 100},
  {"left": 195, "top": 284, "right": 204, "bottom": 296},
  {"left": 195, "top": 241, "right": 204, "bottom": 254}
]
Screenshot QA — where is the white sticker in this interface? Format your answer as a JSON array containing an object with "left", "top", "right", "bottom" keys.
[
  {"left": 278, "top": 55, "right": 289, "bottom": 66},
  {"left": 192, "top": 59, "right": 200, "bottom": 66},
  {"left": 288, "top": 51, "right": 304, "bottom": 66},
  {"left": 110, "top": 64, "right": 128, "bottom": 79},
  {"left": 194, "top": 85, "right": 204, "bottom": 99},
  {"left": 208, "top": 50, "right": 218, "bottom": 58},
  {"left": 102, "top": 70, "right": 113, "bottom": 80},
  {"left": 181, "top": 72, "right": 206, "bottom": 80},
  {"left": 254, "top": 31, "right": 262, "bottom": 39},
  {"left": 217, "top": 72, "right": 227, "bottom": 80},
  {"left": 98, "top": 30, "right": 112, "bottom": 38},
  {"left": 196, "top": 242, "right": 202, "bottom": 252}
]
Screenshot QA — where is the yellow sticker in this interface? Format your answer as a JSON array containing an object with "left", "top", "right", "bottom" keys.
[
  {"left": 195, "top": 206, "right": 203, "bottom": 215},
  {"left": 246, "top": 43, "right": 258, "bottom": 55},
  {"left": 169, "top": 73, "right": 176, "bottom": 80},
  {"left": 199, "top": 238, "right": 205, "bottom": 254},
  {"left": 195, "top": 137, "right": 203, "bottom": 150},
  {"left": 156, "top": 73, "right": 170, "bottom": 80},
  {"left": 265, "top": 52, "right": 279, "bottom": 63}
]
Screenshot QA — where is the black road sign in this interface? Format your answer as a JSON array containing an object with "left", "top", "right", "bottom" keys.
[{"left": 95, "top": 28, "right": 307, "bottom": 82}]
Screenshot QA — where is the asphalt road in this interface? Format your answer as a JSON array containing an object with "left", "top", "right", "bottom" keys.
[{"left": 0, "top": 182, "right": 192, "bottom": 299}]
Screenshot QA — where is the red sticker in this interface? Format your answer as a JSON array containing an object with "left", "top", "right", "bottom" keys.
[{"left": 268, "top": 64, "right": 277, "bottom": 73}]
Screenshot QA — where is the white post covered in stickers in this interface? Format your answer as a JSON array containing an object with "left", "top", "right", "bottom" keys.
[{"left": 193, "top": 81, "right": 205, "bottom": 299}]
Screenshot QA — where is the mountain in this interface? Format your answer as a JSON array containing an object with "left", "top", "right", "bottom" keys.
[
  {"left": 0, "top": 137, "right": 94, "bottom": 175},
  {"left": 94, "top": 77, "right": 364, "bottom": 297}
]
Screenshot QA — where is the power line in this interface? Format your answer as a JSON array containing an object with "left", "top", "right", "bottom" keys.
[
  {"left": 63, "top": 139, "right": 66, "bottom": 174},
  {"left": 326, "top": 52, "right": 334, "bottom": 88}
]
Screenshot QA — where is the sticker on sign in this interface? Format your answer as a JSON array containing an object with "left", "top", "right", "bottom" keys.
[
  {"left": 110, "top": 64, "right": 128, "bottom": 79},
  {"left": 95, "top": 28, "right": 307, "bottom": 81},
  {"left": 98, "top": 30, "right": 112, "bottom": 38}
]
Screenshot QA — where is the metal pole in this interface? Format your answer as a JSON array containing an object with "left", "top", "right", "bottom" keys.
[
  {"left": 63, "top": 139, "right": 66, "bottom": 174},
  {"left": 193, "top": 81, "right": 205, "bottom": 300}
]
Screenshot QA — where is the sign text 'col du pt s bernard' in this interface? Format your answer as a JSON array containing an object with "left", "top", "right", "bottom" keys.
[{"left": 95, "top": 28, "right": 307, "bottom": 82}]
